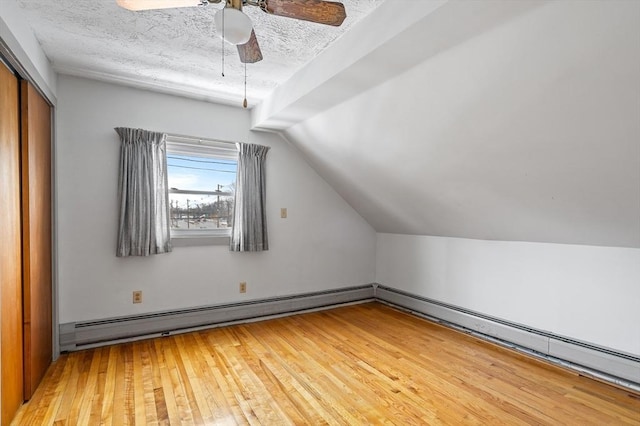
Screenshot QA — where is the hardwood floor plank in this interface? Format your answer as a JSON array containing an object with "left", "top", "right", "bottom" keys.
[
  {"left": 140, "top": 340, "right": 162, "bottom": 426},
  {"left": 50, "top": 350, "right": 81, "bottom": 423},
  {"left": 204, "top": 332, "right": 253, "bottom": 424},
  {"left": 112, "top": 344, "right": 127, "bottom": 424},
  {"left": 218, "top": 328, "right": 292, "bottom": 425},
  {"left": 171, "top": 337, "right": 206, "bottom": 424},
  {"left": 100, "top": 345, "right": 118, "bottom": 425},
  {"left": 12, "top": 303, "right": 640, "bottom": 425},
  {"left": 132, "top": 342, "right": 149, "bottom": 425},
  {"left": 123, "top": 343, "right": 137, "bottom": 424},
  {"left": 57, "top": 349, "right": 92, "bottom": 423},
  {"left": 175, "top": 334, "right": 212, "bottom": 424},
  {"left": 37, "top": 348, "right": 73, "bottom": 424},
  {"left": 87, "top": 347, "right": 109, "bottom": 425},
  {"left": 154, "top": 338, "right": 185, "bottom": 425},
  {"left": 192, "top": 332, "right": 241, "bottom": 423},
  {"left": 153, "top": 387, "right": 169, "bottom": 425}
]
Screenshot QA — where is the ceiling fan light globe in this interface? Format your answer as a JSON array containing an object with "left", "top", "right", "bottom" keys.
[{"left": 214, "top": 8, "right": 253, "bottom": 45}]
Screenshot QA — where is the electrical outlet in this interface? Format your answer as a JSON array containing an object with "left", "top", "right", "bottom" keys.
[
  {"left": 133, "top": 290, "right": 142, "bottom": 304},
  {"left": 280, "top": 208, "right": 287, "bottom": 218},
  {"left": 239, "top": 282, "right": 247, "bottom": 293}
]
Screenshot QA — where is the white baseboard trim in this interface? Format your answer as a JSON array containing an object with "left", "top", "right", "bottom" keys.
[
  {"left": 59, "top": 284, "right": 375, "bottom": 351},
  {"left": 374, "top": 285, "right": 640, "bottom": 390},
  {"left": 59, "top": 283, "right": 640, "bottom": 392}
]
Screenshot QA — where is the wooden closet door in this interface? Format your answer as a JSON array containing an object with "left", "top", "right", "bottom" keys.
[
  {"left": 0, "top": 62, "right": 24, "bottom": 425},
  {"left": 21, "top": 81, "right": 53, "bottom": 400}
]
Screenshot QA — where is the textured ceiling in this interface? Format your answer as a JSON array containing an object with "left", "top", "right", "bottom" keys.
[{"left": 15, "top": 0, "right": 383, "bottom": 106}]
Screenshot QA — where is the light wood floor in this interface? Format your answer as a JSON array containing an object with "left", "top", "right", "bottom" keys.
[{"left": 12, "top": 303, "right": 640, "bottom": 425}]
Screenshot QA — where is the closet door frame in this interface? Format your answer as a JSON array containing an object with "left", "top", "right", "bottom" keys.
[
  {"left": 0, "top": 48, "right": 58, "bottom": 366},
  {"left": 0, "top": 56, "right": 24, "bottom": 426},
  {"left": 0, "top": 45, "right": 57, "bottom": 424},
  {"left": 1, "top": 29, "right": 59, "bottom": 371}
]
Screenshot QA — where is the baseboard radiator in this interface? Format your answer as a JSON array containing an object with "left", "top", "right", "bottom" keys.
[
  {"left": 59, "top": 285, "right": 375, "bottom": 352},
  {"left": 59, "top": 283, "right": 639, "bottom": 391},
  {"left": 375, "top": 285, "right": 640, "bottom": 390}
]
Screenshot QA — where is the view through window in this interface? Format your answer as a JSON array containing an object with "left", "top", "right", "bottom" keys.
[{"left": 166, "top": 137, "right": 237, "bottom": 236}]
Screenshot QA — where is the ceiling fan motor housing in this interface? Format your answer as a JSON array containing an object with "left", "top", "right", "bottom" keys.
[{"left": 214, "top": 7, "right": 253, "bottom": 45}]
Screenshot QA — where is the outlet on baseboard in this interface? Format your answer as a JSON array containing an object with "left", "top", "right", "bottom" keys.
[
  {"left": 133, "top": 290, "right": 142, "bottom": 304},
  {"left": 239, "top": 282, "right": 247, "bottom": 293}
]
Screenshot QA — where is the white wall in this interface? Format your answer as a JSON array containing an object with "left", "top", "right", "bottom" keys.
[
  {"left": 376, "top": 233, "right": 640, "bottom": 356},
  {"left": 56, "top": 75, "right": 375, "bottom": 323}
]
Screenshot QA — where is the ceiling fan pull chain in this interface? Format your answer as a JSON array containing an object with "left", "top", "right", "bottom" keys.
[
  {"left": 221, "top": 6, "right": 225, "bottom": 77},
  {"left": 243, "top": 62, "right": 248, "bottom": 108}
]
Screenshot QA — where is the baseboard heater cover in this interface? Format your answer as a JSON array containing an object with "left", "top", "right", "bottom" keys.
[
  {"left": 375, "top": 285, "right": 640, "bottom": 388},
  {"left": 59, "top": 283, "right": 639, "bottom": 390},
  {"left": 60, "top": 284, "right": 375, "bottom": 351}
]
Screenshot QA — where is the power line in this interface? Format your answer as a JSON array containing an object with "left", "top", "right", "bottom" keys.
[
  {"left": 167, "top": 164, "right": 236, "bottom": 173},
  {"left": 167, "top": 155, "right": 236, "bottom": 166}
]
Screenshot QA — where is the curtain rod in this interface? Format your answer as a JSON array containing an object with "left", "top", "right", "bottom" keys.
[{"left": 165, "top": 132, "right": 238, "bottom": 147}]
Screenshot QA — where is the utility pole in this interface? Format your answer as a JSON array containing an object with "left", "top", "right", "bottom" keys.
[
  {"left": 186, "top": 199, "right": 190, "bottom": 229},
  {"left": 216, "top": 184, "right": 222, "bottom": 228}
]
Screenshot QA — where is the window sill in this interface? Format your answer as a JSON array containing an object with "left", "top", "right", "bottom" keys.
[{"left": 171, "top": 235, "right": 230, "bottom": 247}]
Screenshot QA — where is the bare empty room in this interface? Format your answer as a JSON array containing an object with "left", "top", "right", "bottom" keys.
[{"left": 1, "top": 0, "right": 639, "bottom": 424}]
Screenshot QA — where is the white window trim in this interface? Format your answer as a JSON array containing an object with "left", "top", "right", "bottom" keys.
[
  {"left": 165, "top": 133, "right": 237, "bottom": 245},
  {"left": 171, "top": 233, "right": 230, "bottom": 247}
]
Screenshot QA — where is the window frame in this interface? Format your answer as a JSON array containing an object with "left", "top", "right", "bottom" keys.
[{"left": 165, "top": 135, "right": 237, "bottom": 244}]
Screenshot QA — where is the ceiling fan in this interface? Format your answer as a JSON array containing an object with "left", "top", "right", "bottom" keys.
[{"left": 116, "top": 0, "right": 347, "bottom": 64}]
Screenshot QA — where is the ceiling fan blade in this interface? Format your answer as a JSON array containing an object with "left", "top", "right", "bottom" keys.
[
  {"left": 116, "top": 0, "right": 204, "bottom": 11},
  {"left": 237, "top": 30, "right": 263, "bottom": 63},
  {"left": 261, "top": 0, "right": 346, "bottom": 26}
]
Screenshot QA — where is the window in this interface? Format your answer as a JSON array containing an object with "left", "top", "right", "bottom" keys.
[{"left": 165, "top": 135, "right": 237, "bottom": 241}]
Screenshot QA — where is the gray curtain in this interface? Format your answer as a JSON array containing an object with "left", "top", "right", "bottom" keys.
[
  {"left": 230, "top": 143, "right": 270, "bottom": 252},
  {"left": 115, "top": 127, "right": 172, "bottom": 257}
]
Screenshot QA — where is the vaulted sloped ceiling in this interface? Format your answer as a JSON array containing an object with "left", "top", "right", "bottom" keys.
[{"left": 256, "top": 0, "right": 640, "bottom": 248}]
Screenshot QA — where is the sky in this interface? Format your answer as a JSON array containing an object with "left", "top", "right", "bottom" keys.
[{"left": 167, "top": 154, "right": 237, "bottom": 209}]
